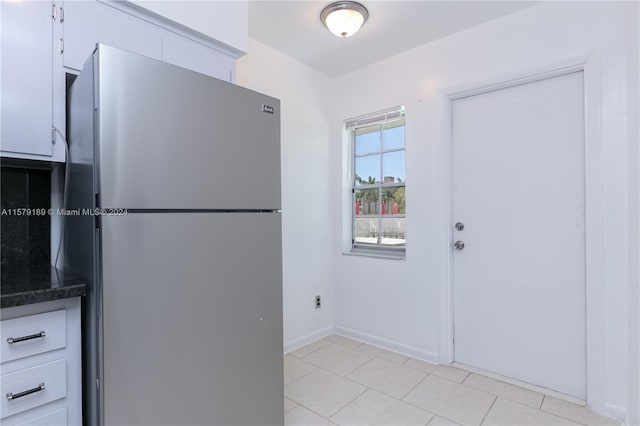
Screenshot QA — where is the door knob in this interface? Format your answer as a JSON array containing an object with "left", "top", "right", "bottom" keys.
[{"left": 454, "top": 241, "right": 465, "bottom": 250}]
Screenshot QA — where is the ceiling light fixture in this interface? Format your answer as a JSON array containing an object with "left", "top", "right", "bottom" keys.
[{"left": 320, "top": 1, "right": 369, "bottom": 38}]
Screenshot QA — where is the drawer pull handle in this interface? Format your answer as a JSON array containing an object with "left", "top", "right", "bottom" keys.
[
  {"left": 6, "top": 331, "right": 46, "bottom": 344},
  {"left": 6, "top": 383, "right": 46, "bottom": 401}
]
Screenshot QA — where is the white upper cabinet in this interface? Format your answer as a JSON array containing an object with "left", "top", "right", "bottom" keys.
[
  {"left": 126, "top": 1, "right": 248, "bottom": 55},
  {"left": 161, "top": 30, "right": 235, "bottom": 82},
  {"left": 63, "top": 1, "right": 162, "bottom": 72},
  {"left": 1, "top": 0, "right": 244, "bottom": 162},
  {"left": 0, "top": 1, "right": 54, "bottom": 158},
  {"left": 64, "top": 1, "right": 240, "bottom": 79}
]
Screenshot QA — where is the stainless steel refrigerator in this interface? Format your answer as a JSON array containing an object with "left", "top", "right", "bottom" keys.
[{"left": 65, "top": 44, "right": 283, "bottom": 426}]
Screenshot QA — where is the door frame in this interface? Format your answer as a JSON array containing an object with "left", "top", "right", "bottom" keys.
[{"left": 436, "top": 51, "right": 605, "bottom": 410}]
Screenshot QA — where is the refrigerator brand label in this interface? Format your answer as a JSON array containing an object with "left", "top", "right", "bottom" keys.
[{"left": 262, "top": 104, "right": 275, "bottom": 114}]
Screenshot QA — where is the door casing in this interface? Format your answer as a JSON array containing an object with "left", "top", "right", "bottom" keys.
[{"left": 436, "top": 52, "right": 606, "bottom": 412}]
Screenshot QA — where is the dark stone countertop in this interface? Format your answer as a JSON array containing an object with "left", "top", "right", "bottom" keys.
[{"left": 1, "top": 266, "right": 86, "bottom": 308}]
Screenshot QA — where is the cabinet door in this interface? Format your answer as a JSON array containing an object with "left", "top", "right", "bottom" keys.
[
  {"left": 161, "top": 30, "right": 235, "bottom": 82},
  {"left": 63, "top": 0, "right": 162, "bottom": 71},
  {"left": 0, "top": 1, "right": 53, "bottom": 157}
]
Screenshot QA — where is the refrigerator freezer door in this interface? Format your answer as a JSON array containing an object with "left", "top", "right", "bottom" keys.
[
  {"left": 100, "top": 213, "right": 283, "bottom": 425},
  {"left": 95, "top": 45, "right": 281, "bottom": 210}
]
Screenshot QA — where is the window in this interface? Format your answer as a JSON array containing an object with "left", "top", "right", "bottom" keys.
[{"left": 348, "top": 107, "right": 406, "bottom": 254}]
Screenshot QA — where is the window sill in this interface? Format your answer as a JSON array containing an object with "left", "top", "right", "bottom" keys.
[{"left": 342, "top": 250, "right": 406, "bottom": 261}]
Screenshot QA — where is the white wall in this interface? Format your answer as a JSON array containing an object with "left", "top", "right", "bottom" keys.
[
  {"left": 626, "top": 3, "right": 640, "bottom": 425},
  {"left": 236, "top": 39, "right": 335, "bottom": 351},
  {"left": 329, "top": 2, "right": 636, "bottom": 420},
  {"left": 127, "top": 0, "right": 248, "bottom": 54}
]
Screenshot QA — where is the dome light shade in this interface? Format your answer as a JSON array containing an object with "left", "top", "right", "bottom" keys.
[{"left": 321, "top": 1, "right": 369, "bottom": 38}]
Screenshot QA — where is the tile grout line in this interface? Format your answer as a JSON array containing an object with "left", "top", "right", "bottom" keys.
[
  {"left": 343, "top": 364, "right": 437, "bottom": 420},
  {"left": 479, "top": 395, "right": 499, "bottom": 425},
  {"left": 288, "top": 339, "right": 333, "bottom": 359},
  {"left": 460, "top": 371, "right": 600, "bottom": 422},
  {"left": 422, "top": 412, "right": 436, "bottom": 425},
  {"left": 283, "top": 361, "right": 336, "bottom": 422},
  {"left": 430, "top": 371, "right": 480, "bottom": 387},
  {"left": 329, "top": 362, "right": 434, "bottom": 422},
  {"left": 285, "top": 379, "right": 339, "bottom": 426},
  {"left": 336, "top": 373, "right": 477, "bottom": 422},
  {"left": 447, "top": 371, "right": 556, "bottom": 419},
  {"left": 299, "top": 343, "right": 374, "bottom": 376},
  {"left": 334, "top": 335, "right": 418, "bottom": 366},
  {"left": 462, "top": 372, "right": 473, "bottom": 385},
  {"left": 327, "top": 335, "right": 365, "bottom": 350},
  {"left": 538, "top": 395, "right": 592, "bottom": 425},
  {"left": 398, "top": 369, "right": 430, "bottom": 401},
  {"left": 538, "top": 409, "right": 591, "bottom": 426},
  {"left": 326, "top": 383, "right": 370, "bottom": 422},
  {"left": 496, "top": 395, "right": 590, "bottom": 426},
  {"left": 356, "top": 345, "right": 410, "bottom": 365},
  {"left": 399, "top": 373, "right": 449, "bottom": 416},
  {"left": 425, "top": 410, "right": 460, "bottom": 425},
  {"left": 403, "top": 358, "right": 438, "bottom": 374},
  {"left": 344, "top": 352, "right": 377, "bottom": 376},
  {"left": 460, "top": 377, "right": 546, "bottom": 411},
  {"left": 452, "top": 362, "right": 591, "bottom": 407},
  {"left": 344, "top": 356, "right": 380, "bottom": 379},
  {"left": 428, "top": 413, "right": 461, "bottom": 425},
  {"left": 400, "top": 373, "right": 499, "bottom": 425},
  {"left": 283, "top": 364, "right": 319, "bottom": 387},
  {"left": 283, "top": 398, "right": 297, "bottom": 414},
  {"left": 430, "top": 366, "right": 470, "bottom": 384},
  {"left": 284, "top": 396, "right": 327, "bottom": 421},
  {"left": 289, "top": 364, "right": 368, "bottom": 424}
]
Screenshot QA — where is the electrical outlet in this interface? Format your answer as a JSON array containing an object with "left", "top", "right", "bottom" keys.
[{"left": 315, "top": 295, "right": 321, "bottom": 309}]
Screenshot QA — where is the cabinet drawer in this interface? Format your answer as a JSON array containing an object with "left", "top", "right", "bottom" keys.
[
  {"left": 9, "top": 408, "right": 67, "bottom": 426},
  {"left": 1, "top": 359, "right": 67, "bottom": 419},
  {"left": 1, "top": 310, "right": 66, "bottom": 364}
]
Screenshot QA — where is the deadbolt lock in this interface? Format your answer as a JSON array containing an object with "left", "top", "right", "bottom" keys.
[{"left": 455, "top": 222, "right": 464, "bottom": 231}]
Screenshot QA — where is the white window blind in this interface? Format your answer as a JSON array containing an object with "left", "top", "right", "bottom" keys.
[{"left": 345, "top": 106, "right": 405, "bottom": 129}]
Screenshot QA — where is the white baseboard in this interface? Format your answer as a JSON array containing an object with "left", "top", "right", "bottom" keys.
[
  {"left": 600, "top": 403, "right": 627, "bottom": 425},
  {"left": 334, "top": 325, "right": 439, "bottom": 364},
  {"left": 283, "top": 325, "right": 334, "bottom": 354}
]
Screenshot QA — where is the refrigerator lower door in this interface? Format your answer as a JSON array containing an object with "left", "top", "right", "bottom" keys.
[{"left": 99, "top": 213, "right": 283, "bottom": 425}]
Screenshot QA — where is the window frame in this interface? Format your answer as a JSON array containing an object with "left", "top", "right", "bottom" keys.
[{"left": 348, "top": 107, "right": 406, "bottom": 256}]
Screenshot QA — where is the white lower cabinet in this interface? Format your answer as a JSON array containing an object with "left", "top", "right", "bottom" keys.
[
  {"left": 17, "top": 408, "right": 67, "bottom": 426},
  {"left": 1, "top": 360, "right": 67, "bottom": 419},
  {"left": 0, "top": 298, "right": 82, "bottom": 426}
]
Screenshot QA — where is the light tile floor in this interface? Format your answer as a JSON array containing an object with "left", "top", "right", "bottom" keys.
[{"left": 284, "top": 335, "right": 620, "bottom": 426}]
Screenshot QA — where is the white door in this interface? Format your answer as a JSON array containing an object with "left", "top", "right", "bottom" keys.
[{"left": 452, "top": 71, "right": 586, "bottom": 399}]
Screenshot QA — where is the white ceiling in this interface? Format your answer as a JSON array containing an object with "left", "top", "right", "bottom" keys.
[{"left": 249, "top": 1, "right": 537, "bottom": 77}]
